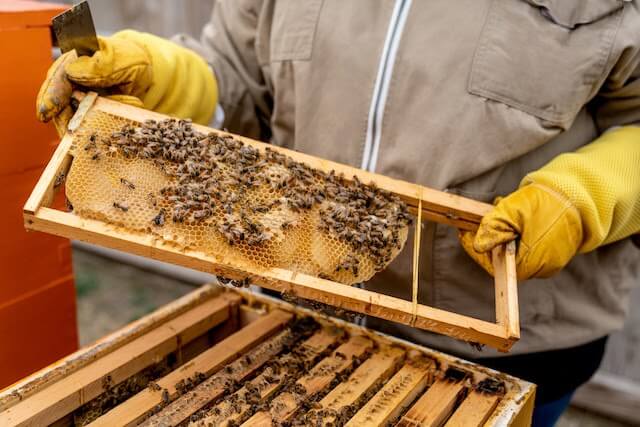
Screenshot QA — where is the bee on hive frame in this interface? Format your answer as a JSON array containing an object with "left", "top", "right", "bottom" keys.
[
  {"left": 153, "top": 209, "right": 165, "bottom": 226},
  {"left": 113, "top": 201, "right": 129, "bottom": 212},
  {"left": 120, "top": 178, "right": 136, "bottom": 190}
]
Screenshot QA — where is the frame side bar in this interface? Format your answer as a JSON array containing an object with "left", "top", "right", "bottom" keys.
[
  {"left": 23, "top": 91, "right": 97, "bottom": 215},
  {"left": 411, "top": 198, "right": 422, "bottom": 326},
  {"left": 23, "top": 135, "right": 74, "bottom": 214},
  {"left": 493, "top": 241, "right": 520, "bottom": 340}
]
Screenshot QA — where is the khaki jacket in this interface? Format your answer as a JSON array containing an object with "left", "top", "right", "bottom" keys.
[{"left": 176, "top": 0, "right": 640, "bottom": 357}]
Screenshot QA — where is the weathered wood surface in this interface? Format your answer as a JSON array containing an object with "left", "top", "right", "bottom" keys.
[
  {"left": 0, "top": 285, "right": 220, "bottom": 412},
  {"left": 141, "top": 328, "right": 297, "bottom": 426},
  {"left": 345, "top": 358, "right": 434, "bottom": 427},
  {"left": 492, "top": 241, "right": 519, "bottom": 340},
  {"left": 0, "top": 286, "right": 537, "bottom": 427},
  {"left": 397, "top": 378, "right": 467, "bottom": 427},
  {"left": 88, "top": 309, "right": 292, "bottom": 427},
  {"left": 22, "top": 134, "right": 74, "bottom": 215},
  {"left": 242, "top": 335, "right": 374, "bottom": 426},
  {"left": 306, "top": 346, "right": 406, "bottom": 425},
  {"left": 0, "top": 293, "right": 238, "bottom": 427},
  {"left": 445, "top": 390, "right": 501, "bottom": 427},
  {"left": 192, "top": 327, "right": 344, "bottom": 427}
]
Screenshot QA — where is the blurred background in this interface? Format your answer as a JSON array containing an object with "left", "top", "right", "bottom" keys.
[
  {"left": 73, "top": 0, "right": 213, "bottom": 39},
  {"left": 2, "top": 1, "right": 638, "bottom": 425}
]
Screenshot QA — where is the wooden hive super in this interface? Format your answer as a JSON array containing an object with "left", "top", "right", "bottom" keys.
[
  {"left": 0, "top": 286, "right": 535, "bottom": 426},
  {"left": 23, "top": 92, "right": 519, "bottom": 352}
]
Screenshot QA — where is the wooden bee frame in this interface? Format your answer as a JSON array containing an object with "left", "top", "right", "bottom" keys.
[{"left": 23, "top": 92, "right": 519, "bottom": 352}]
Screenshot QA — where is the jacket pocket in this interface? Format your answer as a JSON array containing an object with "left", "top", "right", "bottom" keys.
[
  {"left": 271, "top": 0, "right": 323, "bottom": 61},
  {"left": 468, "top": 0, "right": 627, "bottom": 128}
]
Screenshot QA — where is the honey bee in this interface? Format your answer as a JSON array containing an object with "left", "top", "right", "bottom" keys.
[
  {"left": 336, "top": 255, "right": 360, "bottom": 276},
  {"left": 152, "top": 209, "right": 165, "bottom": 226},
  {"left": 292, "top": 383, "right": 307, "bottom": 396},
  {"left": 121, "top": 146, "right": 136, "bottom": 158},
  {"left": 54, "top": 172, "right": 66, "bottom": 188},
  {"left": 193, "top": 209, "right": 212, "bottom": 220},
  {"left": 84, "top": 140, "right": 97, "bottom": 151},
  {"left": 101, "top": 374, "right": 113, "bottom": 390},
  {"left": 247, "top": 233, "right": 269, "bottom": 245},
  {"left": 172, "top": 207, "right": 186, "bottom": 223},
  {"left": 120, "top": 178, "right": 136, "bottom": 190},
  {"left": 113, "top": 201, "right": 129, "bottom": 212},
  {"left": 142, "top": 146, "right": 156, "bottom": 158},
  {"left": 186, "top": 200, "right": 201, "bottom": 209}
]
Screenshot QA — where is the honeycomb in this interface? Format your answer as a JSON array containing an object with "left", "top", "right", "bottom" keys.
[{"left": 65, "top": 110, "right": 410, "bottom": 285}]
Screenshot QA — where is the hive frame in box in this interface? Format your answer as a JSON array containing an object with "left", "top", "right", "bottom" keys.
[
  {"left": 0, "top": 286, "right": 535, "bottom": 426},
  {"left": 23, "top": 92, "right": 520, "bottom": 351}
]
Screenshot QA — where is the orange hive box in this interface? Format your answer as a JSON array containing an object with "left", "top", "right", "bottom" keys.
[{"left": 0, "top": 0, "right": 76, "bottom": 389}]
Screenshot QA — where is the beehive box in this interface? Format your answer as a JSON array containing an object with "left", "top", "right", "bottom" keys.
[
  {"left": 0, "top": 285, "right": 534, "bottom": 426},
  {"left": 0, "top": 0, "right": 77, "bottom": 388},
  {"left": 24, "top": 92, "right": 519, "bottom": 352}
]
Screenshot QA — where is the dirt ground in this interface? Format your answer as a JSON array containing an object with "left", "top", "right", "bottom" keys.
[
  {"left": 73, "top": 248, "right": 194, "bottom": 345},
  {"left": 72, "top": 248, "right": 631, "bottom": 426}
]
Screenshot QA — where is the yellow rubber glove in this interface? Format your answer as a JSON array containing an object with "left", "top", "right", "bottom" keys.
[
  {"left": 461, "top": 126, "right": 640, "bottom": 281},
  {"left": 36, "top": 30, "right": 217, "bottom": 133}
]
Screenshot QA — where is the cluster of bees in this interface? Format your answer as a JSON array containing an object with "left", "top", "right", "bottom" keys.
[
  {"left": 282, "top": 291, "right": 363, "bottom": 323},
  {"left": 188, "top": 317, "right": 321, "bottom": 425},
  {"left": 101, "top": 118, "right": 411, "bottom": 272},
  {"left": 174, "top": 371, "right": 207, "bottom": 395},
  {"left": 318, "top": 175, "right": 412, "bottom": 270},
  {"left": 74, "top": 362, "right": 171, "bottom": 425},
  {"left": 296, "top": 406, "right": 355, "bottom": 426}
]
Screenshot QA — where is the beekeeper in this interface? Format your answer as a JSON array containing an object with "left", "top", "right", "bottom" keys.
[{"left": 36, "top": 1, "right": 640, "bottom": 425}]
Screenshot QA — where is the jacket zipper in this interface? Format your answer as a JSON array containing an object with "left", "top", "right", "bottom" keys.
[
  {"left": 357, "top": 0, "right": 412, "bottom": 327},
  {"left": 361, "top": 0, "right": 412, "bottom": 172}
]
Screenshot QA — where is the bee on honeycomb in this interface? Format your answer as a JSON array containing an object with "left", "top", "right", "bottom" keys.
[{"left": 65, "top": 112, "right": 411, "bottom": 285}]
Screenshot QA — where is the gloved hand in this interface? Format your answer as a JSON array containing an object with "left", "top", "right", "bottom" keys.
[
  {"left": 36, "top": 30, "right": 218, "bottom": 135},
  {"left": 460, "top": 126, "right": 640, "bottom": 281}
]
